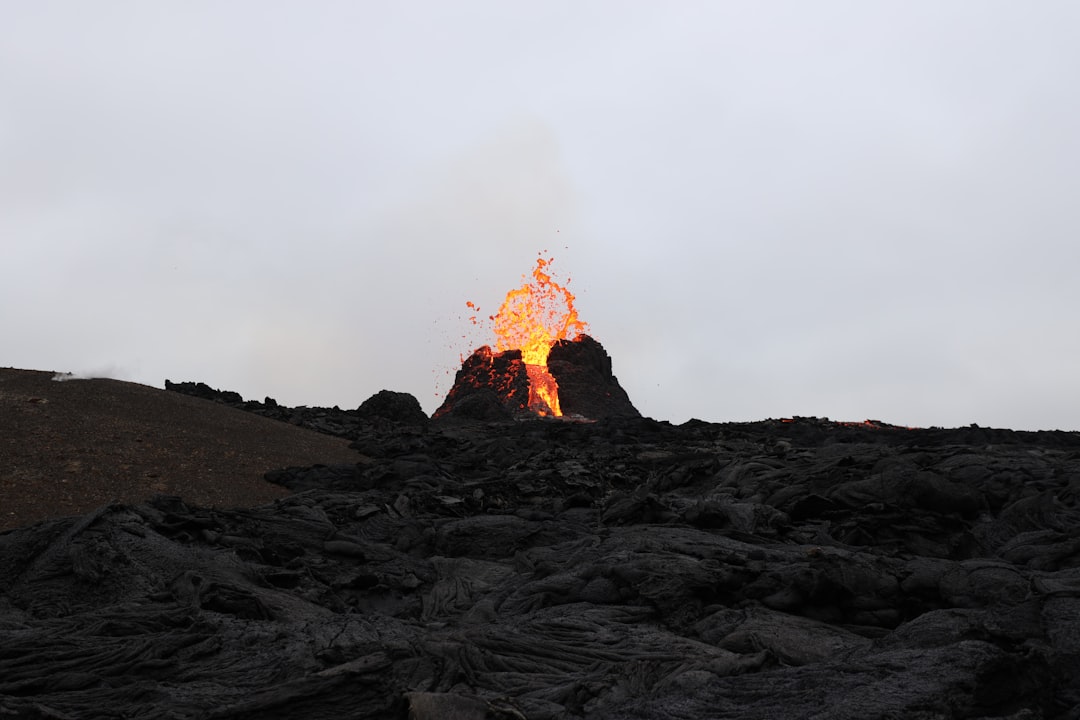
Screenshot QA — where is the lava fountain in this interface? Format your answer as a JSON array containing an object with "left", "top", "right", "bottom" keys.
[
  {"left": 489, "top": 255, "right": 587, "bottom": 416},
  {"left": 434, "top": 253, "right": 637, "bottom": 422}
]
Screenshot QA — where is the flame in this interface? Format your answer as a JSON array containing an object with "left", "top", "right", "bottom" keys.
[{"left": 483, "top": 254, "right": 587, "bottom": 416}]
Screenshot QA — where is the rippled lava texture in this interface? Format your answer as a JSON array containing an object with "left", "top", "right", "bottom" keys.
[{"left": 2, "top": 373, "right": 1080, "bottom": 718}]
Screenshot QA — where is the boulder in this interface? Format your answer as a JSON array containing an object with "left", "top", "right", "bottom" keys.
[{"left": 356, "top": 389, "right": 428, "bottom": 426}]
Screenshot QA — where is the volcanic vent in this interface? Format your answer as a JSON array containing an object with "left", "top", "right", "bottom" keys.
[{"left": 434, "top": 254, "right": 639, "bottom": 421}]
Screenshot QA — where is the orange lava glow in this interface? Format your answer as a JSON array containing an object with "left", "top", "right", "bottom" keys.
[
  {"left": 779, "top": 418, "right": 918, "bottom": 430},
  {"left": 526, "top": 363, "right": 562, "bottom": 416},
  {"left": 469, "top": 253, "right": 587, "bottom": 416}
]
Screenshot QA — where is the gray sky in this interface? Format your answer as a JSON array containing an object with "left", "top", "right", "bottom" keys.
[{"left": 3, "top": 2, "right": 1078, "bottom": 430}]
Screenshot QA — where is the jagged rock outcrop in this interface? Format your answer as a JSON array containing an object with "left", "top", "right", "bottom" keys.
[
  {"left": 2, "top": 415, "right": 1079, "bottom": 718},
  {"left": 165, "top": 379, "right": 244, "bottom": 404},
  {"left": 548, "top": 335, "right": 639, "bottom": 418},
  {"left": 166, "top": 380, "right": 427, "bottom": 438},
  {"left": 432, "top": 346, "right": 532, "bottom": 421}
]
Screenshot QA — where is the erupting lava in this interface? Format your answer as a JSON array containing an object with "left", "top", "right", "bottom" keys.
[
  {"left": 472, "top": 254, "right": 588, "bottom": 416},
  {"left": 436, "top": 254, "right": 637, "bottom": 422}
]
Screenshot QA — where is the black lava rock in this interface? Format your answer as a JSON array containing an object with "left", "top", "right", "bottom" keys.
[
  {"left": 165, "top": 379, "right": 428, "bottom": 440},
  {"left": 356, "top": 390, "right": 429, "bottom": 426},
  {"left": 548, "top": 334, "right": 639, "bottom": 419},
  {"left": 3, "top": 414, "right": 1080, "bottom": 718},
  {"left": 432, "top": 345, "right": 532, "bottom": 421},
  {"left": 165, "top": 379, "right": 243, "bottom": 404}
]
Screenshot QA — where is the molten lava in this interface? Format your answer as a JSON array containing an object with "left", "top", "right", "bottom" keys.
[{"left": 473, "top": 254, "right": 588, "bottom": 416}]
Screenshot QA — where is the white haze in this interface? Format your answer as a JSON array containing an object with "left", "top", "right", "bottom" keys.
[{"left": 2, "top": 2, "right": 1078, "bottom": 430}]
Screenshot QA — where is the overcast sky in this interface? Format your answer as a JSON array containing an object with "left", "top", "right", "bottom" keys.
[{"left": 3, "top": 2, "right": 1078, "bottom": 430}]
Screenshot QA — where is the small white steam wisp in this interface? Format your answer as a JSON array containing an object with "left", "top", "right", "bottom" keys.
[{"left": 51, "top": 366, "right": 127, "bottom": 382}]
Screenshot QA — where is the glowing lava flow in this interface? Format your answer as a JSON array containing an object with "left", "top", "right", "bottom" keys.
[{"left": 473, "top": 254, "right": 588, "bottom": 416}]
